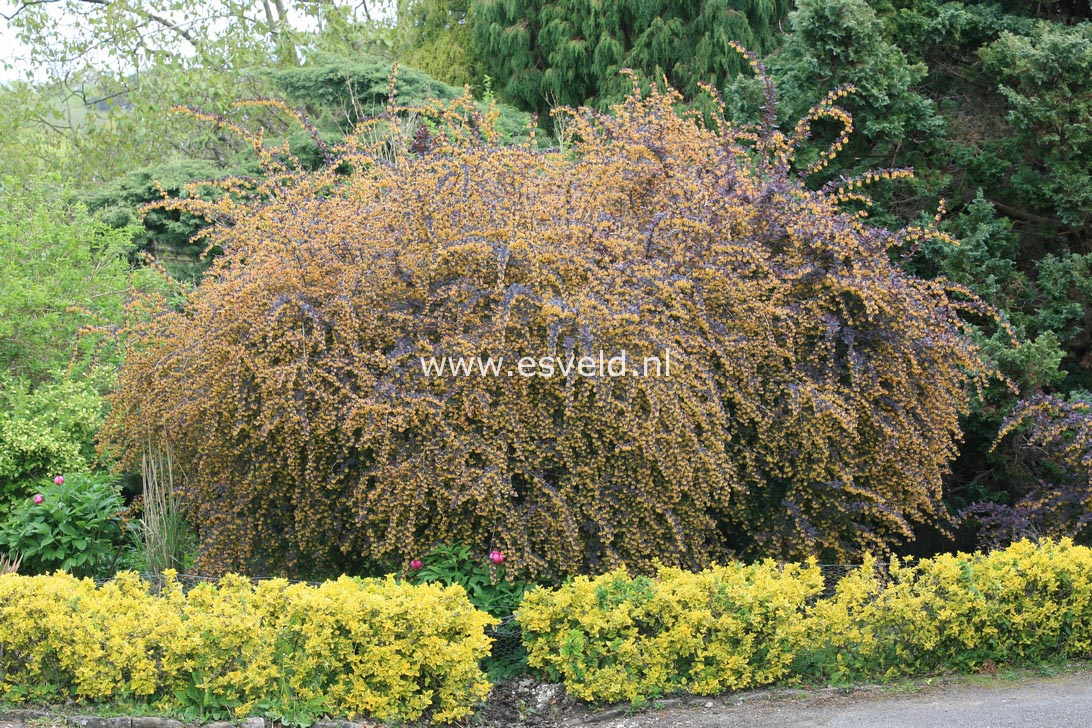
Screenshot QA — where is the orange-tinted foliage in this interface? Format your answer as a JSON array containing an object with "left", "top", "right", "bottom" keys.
[{"left": 103, "top": 77, "right": 992, "bottom": 578}]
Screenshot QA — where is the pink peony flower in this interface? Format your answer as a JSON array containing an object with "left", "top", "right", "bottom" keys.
[
  {"left": 33, "top": 494, "right": 45, "bottom": 505},
  {"left": 410, "top": 559, "right": 423, "bottom": 570},
  {"left": 54, "top": 475, "right": 64, "bottom": 485},
  {"left": 489, "top": 550, "right": 505, "bottom": 565}
]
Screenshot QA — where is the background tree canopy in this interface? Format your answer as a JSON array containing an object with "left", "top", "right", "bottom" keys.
[
  {"left": 472, "top": 0, "right": 791, "bottom": 119},
  {"left": 3, "top": 0, "right": 1092, "bottom": 579}
]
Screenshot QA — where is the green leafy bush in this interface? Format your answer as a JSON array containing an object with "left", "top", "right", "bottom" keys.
[
  {"left": 472, "top": 0, "right": 791, "bottom": 119},
  {"left": 267, "top": 55, "right": 531, "bottom": 143},
  {"left": 518, "top": 539, "right": 1092, "bottom": 704},
  {"left": 769, "top": 0, "right": 944, "bottom": 156},
  {"left": 0, "top": 182, "right": 136, "bottom": 382},
  {"left": 0, "top": 473, "right": 126, "bottom": 578},
  {"left": 517, "top": 561, "right": 824, "bottom": 703},
  {"left": 980, "top": 22, "right": 1092, "bottom": 228},
  {"left": 408, "top": 543, "right": 533, "bottom": 681},
  {"left": 798, "top": 538, "right": 1092, "bottom": 682},
  {"left": 84, "top": 159, "right": 247, "bottom": 282},
  {"left": 0, "top": 377, "right": 108, "bottom": 502},
  {"left": 408, "top": 543, "right": 529, "bottom": 617},
  {"left": 0, "top": 571, "right": 495, "bottom": 724},
  {"left": 0, "top": 180, "right": 164, "bottom": 516}
]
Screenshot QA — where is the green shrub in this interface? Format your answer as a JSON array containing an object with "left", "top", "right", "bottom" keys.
[
  {"left": 797, "top": 538, "right": 1092, "bottom": 682},
  {"left": 0, "top": 571, "right": 496, "bottom": 724},
  {"left": 517, "top": 561, "right": 824, "bottom": 703},
  {"left": 84, "top": 158, "right": 243, "bottom": 282},
  {"left": 0, "top": 473, "right": 127, "bottom": 579},
  {"left": 472, "top": 0, "right": 791, "bottom": 120},
  {"left": 519, "top": 540, "right": 1092, "bottom": 704},
  {"left": 0, "top": 182, "right": 136, "bottom": 382},
  {"left": 407, "top": 543, "right": 533, "bottom": 681},
  {"left": 0, "top": 377, "right": 107, "bottom": 502},
  {"left": 979, "top": 22, "right": 1092, "bottom": 229},
  {"left": 267, "top": 55, "right": 531, "bottom": 143},
  {"left": 408, "top": 543, "right": 529, "bottom": 618}
]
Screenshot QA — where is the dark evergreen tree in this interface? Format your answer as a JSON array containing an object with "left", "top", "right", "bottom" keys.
[
  {"left": 765, "top": 0, "right": 945, "bottom": 166},
  {"left": 86, "top": 56, "right": 532, "bottom": 282},
  {"left": 471, "top": 0, "right": 791, "bottom": 118}
]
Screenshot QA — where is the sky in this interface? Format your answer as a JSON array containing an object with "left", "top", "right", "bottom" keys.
[
  {"left": 0, "top": 4, "right": 31, "bottom": 82},
  {"left": 0, "top": 0, "right": 400, "bottom": 84},
  {"left": 0, "top": 0, "right": 101, "bottom": 84},
  {"left": 1, "top": 0, "right": 198, "bottom": 84}
]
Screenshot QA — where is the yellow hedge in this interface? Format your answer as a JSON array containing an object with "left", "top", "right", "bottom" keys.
[
  {"left": 0, "top": 571, "right": 496, "bottom": 723},
  {"left": 518, "top": 539, "right": 1092, "bottom": 703},
  {"left": 798, "top": 538, "right": 1092, "bottom": 681},
  {"left": 516, "top": 560, "right": 824, "bottom": 702}
]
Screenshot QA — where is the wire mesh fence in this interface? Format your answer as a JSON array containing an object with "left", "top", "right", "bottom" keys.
[
  {"left": 816, "top": 563, "right": 857, "bottom": 598},
  {"left": 127, "top": 562, "right": 879, "bottom": 589},
  {"left": 485, "top": 614, "right": 530, "bottom": 680},
  {"left": 96, "top": 571, "right": 332, "bottom": 592}
]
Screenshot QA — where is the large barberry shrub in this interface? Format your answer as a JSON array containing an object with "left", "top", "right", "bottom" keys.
[
  {"left": 964, "top": 395, "right": 1092, "bottom": 546},
  {"left": 103, "top": 74, "right": 992, "bottom": 578}
]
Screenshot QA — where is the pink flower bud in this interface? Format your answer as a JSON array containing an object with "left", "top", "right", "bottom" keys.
[
  {"left": 489, "top": 550, "right": 505, "bottom": 565},
  {"left": 33, "top": 494, "right": 45, "bottom": 505},
  {"left": 54, "top": 475, "right": 64, "bottom": 485},
  {"left": 410, "top": 559, "right": 423, "bottom": 570}
]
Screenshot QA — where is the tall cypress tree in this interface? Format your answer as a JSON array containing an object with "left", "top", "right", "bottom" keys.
[{"left": 472, "top": 0, "right": 790, "bottom": 117}]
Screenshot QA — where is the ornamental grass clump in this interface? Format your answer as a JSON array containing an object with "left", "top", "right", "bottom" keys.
[{"left": 104, "top": 59, "right": 992, "bottom": 578}]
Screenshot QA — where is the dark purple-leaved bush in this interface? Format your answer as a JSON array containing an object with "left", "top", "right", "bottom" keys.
[
  {"left": 965, "top": 396, "right": 1092, "bottom": 547},
  {"left": 103, "top": 72, "right": 992, "bottom": 578}
]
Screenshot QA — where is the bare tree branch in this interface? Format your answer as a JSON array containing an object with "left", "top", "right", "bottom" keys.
[
  {"left": 1, "top": 0, "right": 56, "bottom": 22},
  {"left": 260, "top": 0, "right": 277, "bottom": 34},
  {"left": 3, "top": 0, "right": 199, "bottom": 47}
]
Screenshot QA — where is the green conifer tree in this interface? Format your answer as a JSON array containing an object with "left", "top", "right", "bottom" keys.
[{"left": 471, "top": 0, "right": 790, "bottom": 117}]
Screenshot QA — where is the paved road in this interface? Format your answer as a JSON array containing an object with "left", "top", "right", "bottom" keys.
[
  {"left": 590, "top": 671, "right": 1092, "bottom": 728},
  {"left": 3, "top": 670, "right": 1091, "bottom": 728}
]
